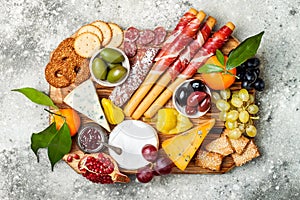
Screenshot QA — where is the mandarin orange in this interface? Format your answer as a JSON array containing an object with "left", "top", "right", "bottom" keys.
[
  {"left": 201, "top": 55, "right": 236, "bottom": 90},
  {"left": 51, "top": 108, "right": 81, "bottom": 136}
]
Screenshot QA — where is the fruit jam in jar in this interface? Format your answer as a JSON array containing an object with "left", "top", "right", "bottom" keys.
[{"left": 77, "top": 123, "right": 108, "bottom": 153}]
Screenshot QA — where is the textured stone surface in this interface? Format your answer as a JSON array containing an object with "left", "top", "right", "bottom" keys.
[{"left": 1, "top": 0, "right": 300, "bottom": 199}]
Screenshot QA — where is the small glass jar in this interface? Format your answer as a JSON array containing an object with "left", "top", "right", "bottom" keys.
[{"left": 77, "top": 122, "right": 108, "bottom": 153}]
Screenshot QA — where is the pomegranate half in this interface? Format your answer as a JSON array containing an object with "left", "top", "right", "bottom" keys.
[{"left": 78, "top": 152, "right": 130, "bottom": 184}]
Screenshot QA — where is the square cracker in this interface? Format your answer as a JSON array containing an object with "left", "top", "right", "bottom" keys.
[
  {"left": 229, "top": 136, "right": 250, "bottom": 154},
  {"left": 222, "top": 129, "right": 250, "bottom": 154},
  {"left": 195, "top": 150, "right": 223, "bottom": 171},
  {"left": 205, "top": 135, "right": 234, "bottom": 156},
  {"left": 232, "top": 140, "right": 260, "bottom": 166}
]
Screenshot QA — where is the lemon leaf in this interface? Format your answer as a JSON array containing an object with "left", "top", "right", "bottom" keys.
[
  {"left": 216, "top": 49, "right": 225, "bottom": 66},
  {"left": 48, "top": 122, "right": 72, "bottom": 171},
  {"left": 226, "top": 31, "right": 264, "bottom": 70},
  {"left": 12, "top": 87, "right": 58, "bottom": 109},
  {"left": 197, "top": 64, "right": 224, "bottom": 73},
  {"left": 31, "top": 122, "right": 57, "bottom": 162}
]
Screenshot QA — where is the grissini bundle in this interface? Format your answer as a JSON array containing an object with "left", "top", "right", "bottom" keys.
[
  {"left": 131, "top": 16, "right": 216, "bottom": 119},
  {"left": 123, "top": 11, "right": 206, "bottom": 117},
  {"left": 144, "top": 22, "right": 235, "bottom": 118},
  {"left": 155, "top": 8, "right": 198, "bottom": 60}
]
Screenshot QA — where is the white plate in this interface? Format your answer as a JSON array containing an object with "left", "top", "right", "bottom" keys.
[{"left": 108, "top": 120, "right": 158, "bottom": 171}]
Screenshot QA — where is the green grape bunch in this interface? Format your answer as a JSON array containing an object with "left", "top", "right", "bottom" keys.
[{"left": 212, "top": 88, "right": 259, "bottom": 139}]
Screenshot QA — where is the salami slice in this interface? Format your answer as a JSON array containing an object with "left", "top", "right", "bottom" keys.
[
  {"left": 124, "top": 27, "right": 140, "bottom": 42},
  {"left": 136, "top": 29, "right": 155, "bottom": 45},
  {"left": 124, "top": 41, "right": 137, "bottom": 58},
  {"left": 109, "top": 48, "right": 159, "bottom": 107},
  {"left": 152, "top": 27, "right": 167, "bottom": 45}
]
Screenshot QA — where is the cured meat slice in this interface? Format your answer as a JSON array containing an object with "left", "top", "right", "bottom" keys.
[
  {"left": 124, "top": 41, "right": 137, "bottom": 58},
  {"left": 123, "top": 11, "right": 206, "bottom": 117},
  {"left": 152, "top": 27, "right": 167, "bottom": 45},
  {"left": 143, "top": 22, "right": 235, "bottom": 118},
  {"left": 136, "top": 30, "right": 155, "bottom": 45},
  {"left": 124, "top": 27, "right": 140, "bottom": 42},
  {"left": 129, "top": 47, "right": 147, "bottom": 66},
  {"left": 129, "top": 17, "right": 216, "bottom": 120},
  {"left": 109, "top": 48, "right": 159, "bottom": 107}
]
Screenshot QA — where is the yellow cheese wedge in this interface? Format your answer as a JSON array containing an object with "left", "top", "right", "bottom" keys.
[{"left": 162, "top": 118, "right": 215, "bottom": 171}]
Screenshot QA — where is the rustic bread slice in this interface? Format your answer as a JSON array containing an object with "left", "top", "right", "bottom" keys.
[
  {"left": 74, "top": 32, "right": 101, "bottom": 58},
  {"left": 77, "top": 24, "right": 103, "bottom": 43},
  {"left": 106, "top": 23, "right": 123, "bottom": 47},
  {"left": 195, "top": 150, "right": 223, "bottom": 171},
  {"left": 91, "top": 20, "right": 112, "bottom": 46},
  {"left": 205, "top": 135, "right": 234, "bottom": 156},
  {"left": 231, "top": 140, "right": 260, "bottom": 166},
  {"left": 222, "top": 129, "right": 250, "bottom": 154}
]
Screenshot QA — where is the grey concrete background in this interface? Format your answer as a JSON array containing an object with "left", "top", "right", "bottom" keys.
[{"left": 1, "top": 0, "right": 300, "bottom": 199}]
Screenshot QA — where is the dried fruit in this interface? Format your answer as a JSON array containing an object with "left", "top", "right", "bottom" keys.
[{"left": 78, "top": 153, "right": 130, "bottom": 184}]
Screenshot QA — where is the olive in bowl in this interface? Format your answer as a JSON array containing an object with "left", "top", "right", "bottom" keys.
[
  {"left": 89, "top": 47, "right": 130, "bottom": 87},
  {"left": 173, "top": 79, "right": 211, "bottom": 118}
]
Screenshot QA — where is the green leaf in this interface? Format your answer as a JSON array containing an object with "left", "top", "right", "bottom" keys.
[
  {"left": 226, "top": 31, "right": 264, "bottom": 70},
  {"left": 216, "top": 49, "right": 225, "bottom": 66},
  {"left": 11, "top": 87, "right": 58, "bottom": 109},
  {"left": 47, "top": 122, "right": 72, "bottom": 171},
  {"left": 31, "top": 122, "right": 58, "bottom": 162},
  {"left": 197, "top": 64, "right": 224, "bottom": 74}
]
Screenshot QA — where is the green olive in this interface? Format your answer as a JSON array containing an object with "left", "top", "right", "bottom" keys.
[
  {"left": 107, "top": 65, "right": 127, "bottom": 83},
  {"left": 100, "top": 48, "right": 125, "bottom": 63},
  {"left": 107, "top": 63, "right": 122, "bottom": 69},
  {"left": 92, "top": 58, "right": 107, "bottom": 80}
]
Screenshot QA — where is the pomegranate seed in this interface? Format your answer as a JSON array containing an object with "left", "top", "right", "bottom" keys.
[
  {"left": 67, "top": 155, "right": 73, "bottom": 162},
  {"left": 98, "top": 153, "right": 104, "bottom": 159},
  {"left": 73, "top": 154, "right": 80, "bottom": 159},
  {"left": 109, "top": 163, "right": 114, "bottom": 169}
]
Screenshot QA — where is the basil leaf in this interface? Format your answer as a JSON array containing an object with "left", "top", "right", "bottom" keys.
[
  {"left": 12, "top": 87, "right": 58, "bottom": 109},
  {"left": 226, "top": 31, "right": 264, "bottom": 70},
  {"left": 31, "top": 122, "right": 58, "bottom": 162},
  {"left": 216, "top": 49, "right": 225, "bottom": 66},
  {"left": 48, "top": 122, "right": 72, "bottom": 171},
  {"left": 197, "top": 64, "right": 224, "bottom": 74}
]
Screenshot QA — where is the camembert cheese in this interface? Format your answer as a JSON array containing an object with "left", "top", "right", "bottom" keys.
[{"left": 63, "top": 79, "right": 111, "bottom": 132}]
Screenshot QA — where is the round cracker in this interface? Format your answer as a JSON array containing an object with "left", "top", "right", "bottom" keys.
[
  {"left": 77, "top": 24, "right": 103, "bottom": 43},
  {"left": 91, "top": 20, "right": 112, "bottom": 46},
  {"left": 74, "top": 32, "right": 101, "bottom": 58},
  {"left": 106, "top": 23, "right": 124, "bottom": 48}
]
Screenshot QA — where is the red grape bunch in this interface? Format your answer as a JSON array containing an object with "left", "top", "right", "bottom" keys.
[{"left": 136, "top": 144, "right": 174, "bottom": 183}]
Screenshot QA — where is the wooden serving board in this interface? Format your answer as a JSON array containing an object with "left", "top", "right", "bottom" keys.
[{"left": 49, "top": 37, "right": 249, "bottom": 175}]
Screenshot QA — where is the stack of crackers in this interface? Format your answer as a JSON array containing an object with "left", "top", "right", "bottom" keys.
[
  {"left": 195, "top": 129, "right": 260, "bottom": 171},
  {"left": 45, "top": 20, "right": 124, "bottom": 88}
]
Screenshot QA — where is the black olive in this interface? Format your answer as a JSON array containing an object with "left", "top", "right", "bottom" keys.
[
  {"left": 253, "top": 78, "right": 265, "bottom": 91},
  {"left": 236, "top": 66, "right": 245, "bottom": 81},
  {"left": 189, "top": 80, "right": 206, "bottom": 91},
  {"left": 241, "top": 80, "right": 253, "bottom": 90},
  {"left": 253, "top": 68, "right": 260, "bottom": 76},
  {"left": 175, "top": 87, "right": 189, "bottom": 106},
  {"left": 240, "top": 62, "right": 247, "bottom": 69},
  {"left": 244, "top": 70, "right": 257, "bottom": 84},
  {"left": 246, "top": 58, "right": 260, "bottom": 69}
]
